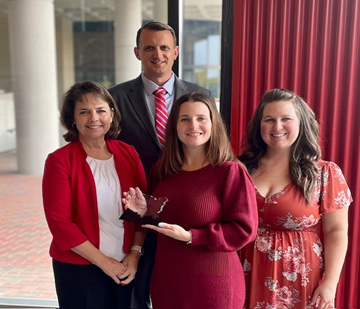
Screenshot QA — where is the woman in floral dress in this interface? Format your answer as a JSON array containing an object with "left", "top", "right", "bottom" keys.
[{"left": 239, "top": 89, "right": 352, "bottom": 309}]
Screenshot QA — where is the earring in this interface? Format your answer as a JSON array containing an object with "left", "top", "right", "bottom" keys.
[{"left": 72, "top": 123, "right": 76, "bottom": 128}]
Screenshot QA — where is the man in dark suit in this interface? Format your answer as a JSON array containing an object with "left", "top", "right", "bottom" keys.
[{"left": 108, "top": 21, "right": 214, "bottom": 308}]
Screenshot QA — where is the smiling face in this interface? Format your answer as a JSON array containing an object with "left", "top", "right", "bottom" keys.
[
  {"left": 134, "top": 29, "right": 179, "bottom": 85},
  {"left": 73, "top": 93, "right": 113, "bottom": 145},
  {"left": 260, "top": 100, "right": 300, "bottom": 152},
  {"left": 177, "top": 101, "right": 212, "bottom": 152}
]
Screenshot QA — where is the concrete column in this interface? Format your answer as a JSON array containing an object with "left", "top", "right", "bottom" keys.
[
  {"left": 154, "top": 0, "right": 168, "bottom": 23},
  {"left": 8, "top": 0, "right": 59, "bottom": 175},
  {"left": 56, "top": 17, "right": 75, "bottom": 147},
  {"left": 0, "top": 19, "right": 12, "bottom": 93},
  {"left": 0, "top": 92, "right": 16, "bottom": 152},
  {"left": 56, "top": 18, "right": 75, "bottom": 104},
  {"left": 114, "top": 0, "right": 141, "bottom": 83}
]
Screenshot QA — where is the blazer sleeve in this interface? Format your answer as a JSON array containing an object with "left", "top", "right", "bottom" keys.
[
  {"left": 127, "top": 145, "right": 148, "bottom": 234},
  {"left": 42, "top": 153, "right": 89, "bottom": 252}
]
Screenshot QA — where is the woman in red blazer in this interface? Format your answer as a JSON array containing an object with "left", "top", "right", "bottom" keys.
[{"left": 42, "top": 81, "right": 147, "bottom": 309}]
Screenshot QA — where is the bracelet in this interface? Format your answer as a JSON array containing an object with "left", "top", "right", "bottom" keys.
[
  {"left": 130, "top": 245, "right": 143, "bottom": 255},
  {"left": 186, "top": 230, "right": 192, "bottom": 245}
]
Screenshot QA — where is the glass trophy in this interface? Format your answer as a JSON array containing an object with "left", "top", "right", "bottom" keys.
[{"left": 120, "top": 194, "right": 168, "bottom": 225}]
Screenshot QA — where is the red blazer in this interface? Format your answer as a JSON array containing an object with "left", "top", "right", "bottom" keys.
[{"left": 42, "top": 139, "right": 147, "bottom": 264}]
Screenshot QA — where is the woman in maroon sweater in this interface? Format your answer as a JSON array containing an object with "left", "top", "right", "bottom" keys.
[
  {"left": 42, "top": 81, "right": 146, "bottom": 309},
  {"left": 123, "top": 92, "right": 258, "bottom": 308}
]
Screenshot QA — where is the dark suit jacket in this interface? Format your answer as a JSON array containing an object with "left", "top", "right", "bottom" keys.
[{"left": 108, "top": 75, "right": 214, "bottom": 176}]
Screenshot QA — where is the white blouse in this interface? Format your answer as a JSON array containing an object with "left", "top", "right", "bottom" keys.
[{"left": 86, "top": 155, "right": 126, "bottom": 262}]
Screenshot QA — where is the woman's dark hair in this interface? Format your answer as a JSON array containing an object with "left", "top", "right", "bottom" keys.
[
  {"left": 155, "top": 92, "right": 238, "bottom": 179},
  {"left": 239, "top": 88, "right": 321, "bottom": 203},
  {"left": 60, "top": 81, "right": 121, "bottom": 142}
]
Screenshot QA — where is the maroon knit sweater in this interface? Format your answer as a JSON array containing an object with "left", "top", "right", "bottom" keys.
[{"left": 149, "top": 161, "right": 258, "bottom": 309}]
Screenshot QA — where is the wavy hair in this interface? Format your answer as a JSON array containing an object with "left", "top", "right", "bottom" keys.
[
  {"left": 60, "top": 81, "right": 121, "bottom": 142},
  {"left": 155, "top": 92, "right": 238, "bottom": 179},
  {"left": 239, "top": 88, "right": 321, "bottom": 203}
]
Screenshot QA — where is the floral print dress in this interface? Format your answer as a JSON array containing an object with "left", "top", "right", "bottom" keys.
[{"left": 240, "top": 161, "right": 352, "bottom": 309}]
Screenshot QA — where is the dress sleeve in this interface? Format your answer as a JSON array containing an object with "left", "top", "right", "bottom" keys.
[
  {"left": 319, "top": 161, "right": 353, "bottom": 214},
  {"left": 190, "top": 162, "right": 258, "bottom": 251},
  {"left": 42, "top": 152, "right": 89, "bottom": 252}
]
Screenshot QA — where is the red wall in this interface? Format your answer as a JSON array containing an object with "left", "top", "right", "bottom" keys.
[{"left": 231, "top": 1, "right": 360, "bottom": 308}]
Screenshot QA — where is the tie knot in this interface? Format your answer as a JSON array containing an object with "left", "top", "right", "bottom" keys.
[{"left": 153, "top": 87, "right": 166, "bottom": 96}]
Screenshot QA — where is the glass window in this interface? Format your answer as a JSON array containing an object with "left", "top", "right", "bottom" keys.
[
  {"left": 55, "top": 0, "right": 162, "bottom": 89},
  {"left": 0, "top": 0, "right": 223, "bottom": 304},
  {"left": 183, "top": 0, "right": 222, "bottom": 99}
]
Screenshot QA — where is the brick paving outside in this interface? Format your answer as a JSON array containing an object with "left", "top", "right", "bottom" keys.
[{"left": 0, "top": 150, "right": 58, "bottom": 307}]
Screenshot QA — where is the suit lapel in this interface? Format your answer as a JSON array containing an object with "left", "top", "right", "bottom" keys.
[
  {"left": 174, "top": 76, "right": 189, "bottom": 100},
  {"left": 127, "top": 76, "right": 161, "bottom": 147},
  {"left": 126, "top": 75, "right": 188, "bottom": 148}
]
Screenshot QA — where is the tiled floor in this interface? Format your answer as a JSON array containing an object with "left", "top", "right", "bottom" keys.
[{"left": 0, "top": 150, "right": 58, "bottom": 308}]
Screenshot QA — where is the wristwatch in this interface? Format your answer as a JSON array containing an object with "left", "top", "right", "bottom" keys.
[{"left": 130, "top": 245, "right": 143, "bottom": 255}]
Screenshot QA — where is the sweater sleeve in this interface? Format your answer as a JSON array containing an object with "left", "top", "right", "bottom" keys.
[
  {"left": 190, "top": 162, "right": 258, "bottom": 251},
  {"left": 42, "top": 152, "right": 89, "bottom": 252}
]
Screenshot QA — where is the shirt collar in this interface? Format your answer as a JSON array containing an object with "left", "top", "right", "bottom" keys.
[{"left": 141, "top": 73, "right": 175, "bottom": 96}]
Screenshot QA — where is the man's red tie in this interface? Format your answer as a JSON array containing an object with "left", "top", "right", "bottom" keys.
[{"left": 153, "top": 87, "right": 167, "bottom": 145}]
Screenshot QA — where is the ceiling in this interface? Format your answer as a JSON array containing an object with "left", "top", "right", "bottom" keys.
[{"left": 0, "top": 0, "right": 221, "bottom": 21}]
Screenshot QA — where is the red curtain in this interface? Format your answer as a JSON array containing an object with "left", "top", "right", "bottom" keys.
[{"left": 230, "top": 1, "right": 360, "bottom": 308}]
